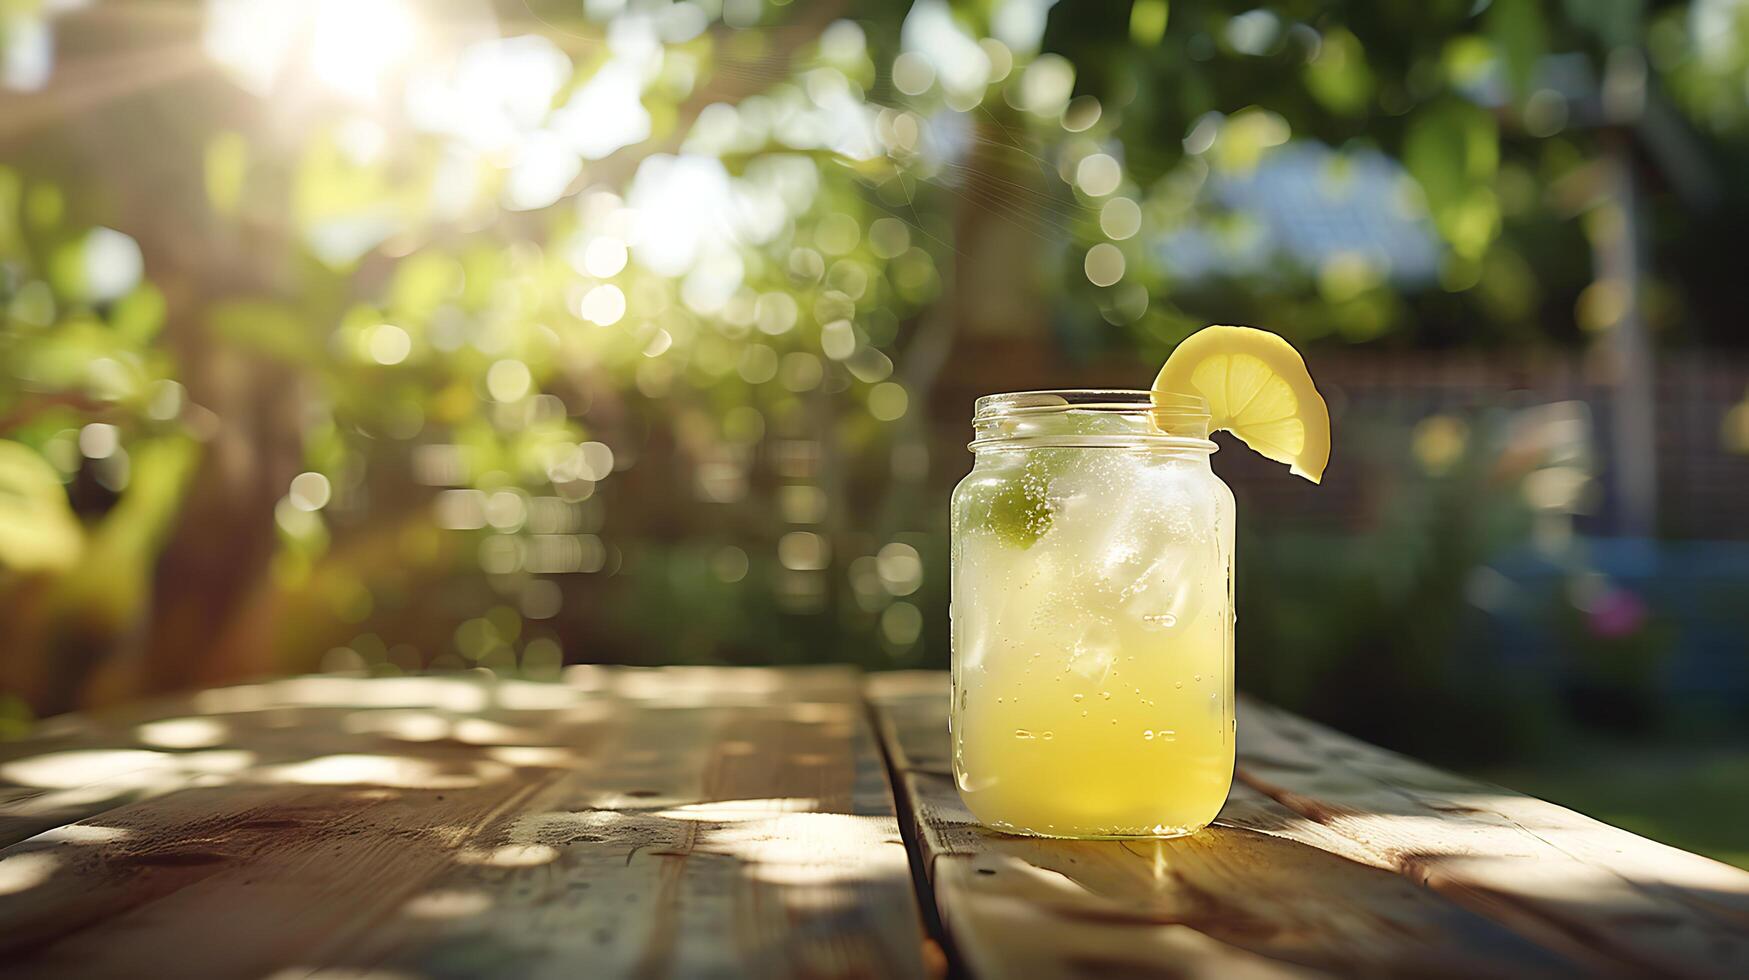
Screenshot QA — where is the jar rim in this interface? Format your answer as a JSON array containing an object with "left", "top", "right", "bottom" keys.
[
  {"left": 969, "top": 389, "right": 1216, "bottom": 453},
  {"left": 973, "top": 389, "right": 1209, "bottom": 420}
]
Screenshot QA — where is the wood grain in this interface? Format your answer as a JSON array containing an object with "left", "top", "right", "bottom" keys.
[
  {"left": 1234, "top": 696, "right": 1749, "bottom": 977},
  {"left": 10, "top": 668, "right": 1748, "bottom": 980},
  {"left": 866, "top": 671, "right": 1749, "bottom": 979},
  {"left": 0, "top": 668, "right": 932, "bottom": 979}
]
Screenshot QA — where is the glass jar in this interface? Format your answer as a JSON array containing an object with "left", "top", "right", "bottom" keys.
[{"left": 949, "top": 390, "right": 1236, "bottom": 838}]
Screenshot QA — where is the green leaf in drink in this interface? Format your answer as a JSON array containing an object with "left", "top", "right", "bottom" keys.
[{"left": 978, "top": 453, "right": 1065, "bottom": 549}]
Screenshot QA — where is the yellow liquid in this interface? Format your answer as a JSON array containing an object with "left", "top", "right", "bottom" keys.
[{"left": 951, "top": 449, "right": 1235, "bottom": 837}]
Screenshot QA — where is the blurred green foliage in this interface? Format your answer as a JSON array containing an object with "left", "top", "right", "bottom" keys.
[
  {"left": 0, "top": 438, "right": 82, "bottom": 572},
  {"left": 1240, "top": 411, "right": 1552, "bottom": 764}
]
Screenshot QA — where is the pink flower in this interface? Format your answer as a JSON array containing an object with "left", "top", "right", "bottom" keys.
[{"left": 1586, "top": 588, "right": 1648, "bottom": 639}]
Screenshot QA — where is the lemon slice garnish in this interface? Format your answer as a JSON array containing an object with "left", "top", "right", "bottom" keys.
[{"left": 1153, "top": 325, "right": 1331, "bottom": 483}]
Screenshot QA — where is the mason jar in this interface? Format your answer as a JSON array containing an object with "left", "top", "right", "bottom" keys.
[{"left": 949, "top": 390, "right": 1236, "bottom": 838}]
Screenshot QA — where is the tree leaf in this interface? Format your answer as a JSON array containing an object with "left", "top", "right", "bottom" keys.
[
  {"left": 1130, "top": 0, "right": 1169, "bottom": 47},
  {"left": 1487, "top": 0, "right": 1548, "bottom": 102},
  {"left": 0, "top": 440, "right": 84, "bottom": 573},
  {"left": 1403, "top": 99, "right": 1500, "bottom": 257},
  {"left": 111, "top": 284, "right": 167, "bottom": 345},
  {"left": 66, "top": 435, "right": 200, "bottom": 616},
  {"left": 1305, "top": 27, "right": 1374, "bottom": 117}
]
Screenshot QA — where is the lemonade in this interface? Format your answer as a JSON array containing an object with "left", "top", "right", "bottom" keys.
[
  {"left": 949, "top": 326, "right": 1328, "bottom": 838},
  {"left": 950, "top": 391, "right": 1235, "bottom": 836}
]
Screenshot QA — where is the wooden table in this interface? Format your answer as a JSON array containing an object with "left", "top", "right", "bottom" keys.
[{"left": 2, "top": 668, "right": 1745, "bottom": 978}]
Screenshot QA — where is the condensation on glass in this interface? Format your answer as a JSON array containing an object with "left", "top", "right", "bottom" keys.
[{"left": 950, "top": 390, "right": 1236, "bottom": 838}]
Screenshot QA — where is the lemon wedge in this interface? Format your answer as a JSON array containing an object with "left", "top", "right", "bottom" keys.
[{"left": 1153, "top": 325, "right": 1330, "bottom": 483}]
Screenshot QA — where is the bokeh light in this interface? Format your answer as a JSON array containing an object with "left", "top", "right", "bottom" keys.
[
  {"left": 1084, "top": 243, "right": 1126, "bottom": 286},
  {"left": 289, "top": 473, "right": 332, "bottom": 512},
  {"left": 1075, "top": 153, "right": 1123, "bottom": 197},
  {"left": 367, "top": 324, "right": 411, "bottom": 365},
  {"left": 1100, "top": 197, "right": 1143, "bottom": 240}
]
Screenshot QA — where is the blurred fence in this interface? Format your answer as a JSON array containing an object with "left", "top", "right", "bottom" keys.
[{"left": 936, "top": 342, "right": 1749, "bottom": 540}]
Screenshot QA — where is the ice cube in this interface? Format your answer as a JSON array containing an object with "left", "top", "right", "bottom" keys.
[
  {"left": 1121, "top": 540, "right": 1207, "bottom": 632},
  {"left": 1065, "top": 617, "right": 1119, "bottom": 682},
  {"left": 1045, "top": 451, "right": 1144, "bottom": 569},
  {"left": 1101, "top": 465, "right": 1220, "bottom": 630}
]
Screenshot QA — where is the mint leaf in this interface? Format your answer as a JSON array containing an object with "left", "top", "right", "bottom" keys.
[
  {"left": 976, "top": 452, "right": 1070, "bottom": 549},
  {"left": 986, "top": 478, "right": 1052, "bottom": 548}
]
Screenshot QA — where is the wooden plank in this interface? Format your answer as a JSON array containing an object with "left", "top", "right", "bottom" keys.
[
  {"left": 866, "top": 671, "right": 1604, "bottom": 979},
  {"left": 0, "top": 674, "right": 553, "bottom": 847},
  {"left": 0, "top": 701, "right": 216, "bottom": 847},
  {"left": 1234, "top": 696, "right": 1749, "bottom": 977},
  {"left": 0, "top": 668, "right": 933, "bottom": 979}
]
